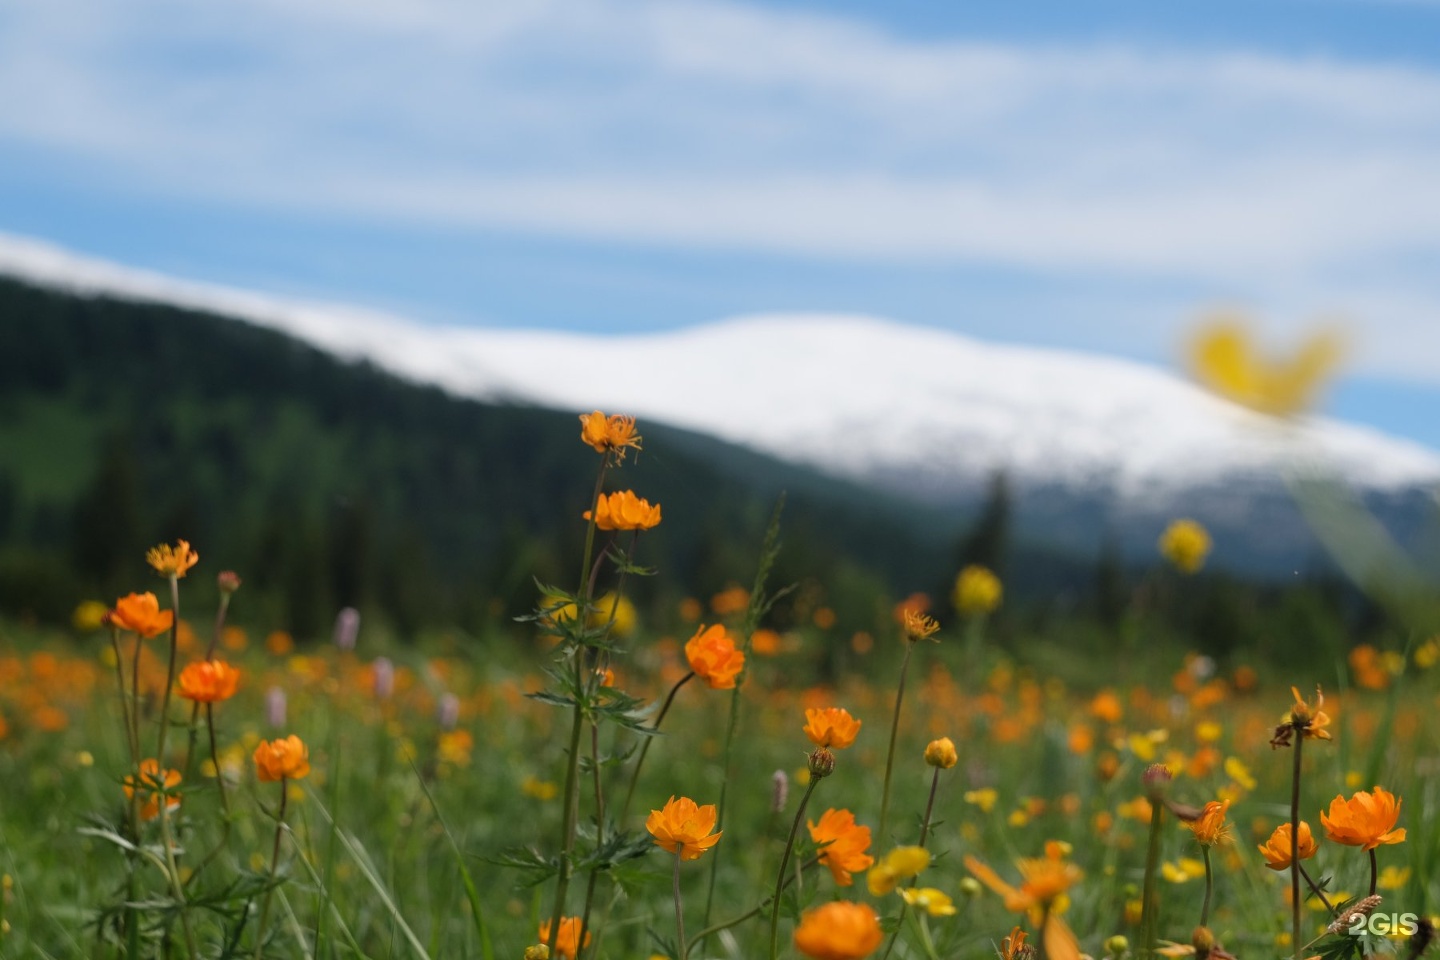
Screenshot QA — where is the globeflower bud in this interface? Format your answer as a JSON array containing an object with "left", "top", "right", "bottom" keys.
[
  {"left": 217, "top": 570, "right": 242, "bottom": 596},
  {"left": 1191, "top": 926, "right": 1215, "bottom": 960},
  {"left": 808, "top": 747, "right": 836, "bottom": 779},
  {"left": 1104, "top": 935, "right": 1130, "bottom": 958},
  {"left": 524, "top": 946, "right": 550, "bottom": 960},
  {"left": 1141, "top": 763, "right": 1173, "bottom": 800},
  {"left": 958, "top": 877, "right": 982, "bottom": 898},
  {"left": 924, "top": 737, "right": 958, "bottom": 769}
]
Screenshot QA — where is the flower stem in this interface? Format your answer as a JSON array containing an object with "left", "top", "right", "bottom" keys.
[
  {"left": 619, "top": 672, "right": 695, "bottom": 824},
  {"left": 1298, "top": 865, "right": 1334, "bottom": 914},
  {"left": 878, "top": 641, "right": 915, "bottom": 844},
  {"left": 1140, "top": 799, "right": 1163, "bottom": 959},
  {"left": 673, "top": 851, "right": 688, "bottom": 960},
  {"left": 769, "top": 778, "right": 819, "bottom": 960},
  {"left": 108, "top": 627, "right": 139, "bottom": 767},
  {"left": 254, "top": 780, "right": 290, "bottom": 960},
  {"left": 685, "top": 856, "right": 818, "bottom": 953},
  {"left": 1200, "top": 847, "right": 1213, "bottom": 927},
  {"left": 1291, "top": 735, "right": 1303, "bottom": 960},
  {"left": 1369, "top": 848, "right": 1378, "bottom": 897},
  {"left": 880, "top": 767, "right": 943, "bottom": 960},
  {"left": 155, "top": 575, "right": 182, "bottom": 765}
]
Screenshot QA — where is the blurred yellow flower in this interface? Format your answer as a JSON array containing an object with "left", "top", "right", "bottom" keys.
[
  {"left": 146, "top": 539, "right": 199, "bottom": 579},
  {"left": 1187, "top": 318, "right": 1342, "bottom": 417},
  {"left": 1160, "top": 858, "right": 1206, "bottom": 883},
  {"left": 899, "top": 887, "right": 957, "bottom": 917},
  {"left": 1223, "top": 757, "right": 1256, "bottom": 791},
  {"left": 1158, "top": 519, "right": 1211, "bottom": 574},
  {"left": 953, "top": 565, "right": 1002, "bottom": 616},
  {"left": 867, "top": 846, "right": 929, "bottom": 896},
  {"left": 964, "top": 788, "right": 999, "bottom": 813},
  {"left": 71, "top": 600, "right": 109, "bottom": 632}
]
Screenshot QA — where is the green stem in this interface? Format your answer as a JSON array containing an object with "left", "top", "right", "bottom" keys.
[
  {"left": 1291, "top": 735, "right": 1303, "bottom": 960},
  {"left": 253, "top": 780, "right": 290, "bottom": 960},
  {"left": 1200, "top": 847, "right": 1213, "bottom": 927},
  {"left": 685, "top": 856, "right": 818, "bottom": 954},
  {"left": 880, "top": 767, "right": 943, "bottom": 960},
  {"left": 546, "top": 460, "right": 609, "bottom": 954},
  {"left": 187, "top": 703, "right": 233, "bottom": 885},
  {"left": 878, "top": 641, "right": 915, "bottom": 844},
  {"left": 155, "top": 574, "right": 181, "bottom": 765},
  {"left": 673, "top": 851, "right": 688, "bottom": 960},
  {"left": 1298, "top": 864, "right": 1335, "bottom": 914},
  {"left": 157, "top": 783, "right": 199, "bottom": 957},
  {"left": 1140, "top": 799, "right": 1163, "bottom": 959},
  {"left": 1369, "top": 848, "right": 1378, "bottom": 897},
  {"left": 619, "top": 672, "right": 695, "bottom": 824},
  {"left": 909, "top": 910, "right": 941, "bottom": 960},
  {"left": 108, "top": 627, "right": 139, "bottom": 767},
  {"left": 769, "top": 778, "right": 820, "bottom": 960}
]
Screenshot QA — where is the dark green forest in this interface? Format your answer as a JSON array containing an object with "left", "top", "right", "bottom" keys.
[{"left": 0, "top": 277, "right": 1402, "bottom": 659}]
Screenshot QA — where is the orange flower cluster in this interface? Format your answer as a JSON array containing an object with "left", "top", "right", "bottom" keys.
[
  {"left": 254, "top": 735, "right": 310, "bottom": 782},
  {"left": 1257, "top": 821, "right": 1317, "bottom": 870},
  {"left": 177, "top": 659, "right": 240, "bottom": 703},
  {"left": 124, "top": 759, "right": 182, "bottom": 820},
  {"left": 109, "top": 592, "right": 174, "bottom": 638},
  {"left": 578, "top": 411, "right": 642, "bottom": 459},
  {"left": 808, "top": 808, "right": 874, "bottom": 886},
  {"left": 537, "top": 916, "right": 591, "bottom": 960},
  {"left": 146, "top": 539, "right": 199, "bottom": 579},
  {"left": 804, "top": 707, "right": 861, "bottom": 750},
  {"left": 1321, "top": 787, "right": 1406, "bottom": 851},
  {"left": 584, "top": 490, "right": 661, "bottom": 531},
  {"left": 901, "top": 609, "right": 940, "bottom": 643},
  {"left": 646, "top": 795, "right": 722, "bottom": 860},
  {"left": 684, "top": 624, "right": 745, "bottom": 689},
  {"left": 793, "top": 901, "right": 882, "bottom": 960}
]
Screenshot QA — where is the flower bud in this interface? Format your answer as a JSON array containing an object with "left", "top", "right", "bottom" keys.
[
  {"left": 437, "top": 692, "right": 460, "bottom": 731},
  {"left": 333, "top": 607, "right": 360, "bottom": 652},
  {"left": 1104, "top": 935, "right": 1130, "bottom": 958},
  {"left": 807, "top": 746, "right": 836, "bottom": 779},
  {"left": 924, "top": 737, "right": 958, "bottom": 769},
  {"left": 523, "top": 946, "right": 550, "bottom": 960},
  {"left": 1191, "top": 926, "right": 1215, "bottom": 960},
  {"left": 1141, "top": 762, "right": 1172, "bottom": 800},
  {"left": 771, "top": 769, "right": 789, "bottom": 813},
  {"left": 958, "top": 877, "right": 982, "bottom": 898},
  {"left": 217, "top": 570, "right": 242, "bottom": 596}
]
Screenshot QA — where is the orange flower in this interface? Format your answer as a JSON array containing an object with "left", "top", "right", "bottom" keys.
[
  {"left": 108, "top": 592, "right": 174, "bottom": 638},
  {"left": 901, "top": 609, "right": 940, "bottom": 642},
  {"left": 999, "top": 927, "right": 1030, "bottom": 960},
  {"left": 646, "top": 795, "right": 722, "bottom": 860},
  {"left": 1270, "top": 685, "right": 1331, "bottom": 747},
  {"left": 578, "top": 411, "right": 642, "bottom": 460},
  {"left": 146, "top": 540, "right": 199, "bottom": 578},
  {"left": 1185, "top": 799, "right": 1232, "bottom": 847},
  {"left": 1320, "top": 787, "right": 1406, "bottom": 851},
  {"left": 793, "top": 901, "right": 883, "bottom": 960},
  {"left": 538, "top": 916, "right": 591, "bottom": 960},
  {"left": 177, "top": 659, "right": 240, "bottom": 703},
  {"left": 965, "top": 840, "right": 1082, "bottom": 915},
  {"left": 124, "top": 758, "right": 181, "bottom": 820},
  {"left": 583, "top": 490, "right": 661, "bottom": 531},
  {"left": 685, "top": 624, "right": 745, "bottom": 689},
  {"left": 253, "top": 735, "right": 311, "bottom": 782},
  {"left": 808, "top": 808, "right": 875, "bottom": 886},
  {"left": 1257, "top": 821, "right": 1318, "bottom": 870},
  {"left": 804, "top": 707, "right": 861, "bottom": 750}
]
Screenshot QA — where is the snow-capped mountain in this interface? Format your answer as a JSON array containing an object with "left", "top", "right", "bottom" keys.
[{"left": 6, "top": 231, "right": 1439, "bottom": 569}]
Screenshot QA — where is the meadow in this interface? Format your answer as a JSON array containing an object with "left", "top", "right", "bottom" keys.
[{"left": 0, "top": 410, "right": 1436, "bottom": 960}]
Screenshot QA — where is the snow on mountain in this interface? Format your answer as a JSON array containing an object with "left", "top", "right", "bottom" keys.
[{"left": 6, "top": 231, "right": 1440, "bottom": 511}]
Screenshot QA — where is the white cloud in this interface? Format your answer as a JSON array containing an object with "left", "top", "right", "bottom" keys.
[{"left": 2, "top": 0, "right": 1440, "bottom": 366}]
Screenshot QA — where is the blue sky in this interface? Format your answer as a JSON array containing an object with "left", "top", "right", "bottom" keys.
[{"left": 3, "top": 0, "right": 1440, "bottom": 445}]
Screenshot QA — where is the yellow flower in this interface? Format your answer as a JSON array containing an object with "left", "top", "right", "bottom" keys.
[
  {"left": 793, "top": 901, "right": 882, "bottom": 960},
  {"left": 1377, "top": 866, "right": 1411, "bottom": 891},
  {"left": 899, "top": 887, "right": 957, "bottom": 917},
  {"left": 146, "top": 539, "right": 199, "bottom": 578},
  {"left": 964, "top": 788, "right": 999, "bottom": 813},
  {"left": 924, "top": 737, "right": 958, "bottom": 769},
  {"left": 578, "top": 411, "right": 642, "bottom": 460},
  {"left": 1223, "top": 756, "right": 1256, "bottom": 791},
  {"left": 1160, "top": 859, "right": 1206, "bottom": 883},
  {"left": 584, "top": 490, "right": 661, "bottom": 531},
  {"left": 1185, "top": 799, "right": 1232, "bottom": 847},
  {"left": 953, "top": 565, "right": 1002, "bottom": 616},
  {"left": 1187, "top": 318, "right": 1342, "bottom": 417},
  {"left": 72, "top": 600, "right": 109, "bottom": 632},
  {"left": 521, "top": 775, "right": 558, "bottom": 800},
  {"left": 901, "top": 610, "right": 940, "bottom": 643},
  {"left": 866, "top": 845, "right": 929, "bottom": 896},
  {"left": 645, "top": 795, "right": 722, "bottom": 860},
  {"left": 1158, "top": 519, "right": 1211, "bottom": 574},
  {"left": 1320, "top": 786, "right": 1406, "bottom": 851},
  {"left": 804, "top": 707, "right": 861, "bottom": 750}
]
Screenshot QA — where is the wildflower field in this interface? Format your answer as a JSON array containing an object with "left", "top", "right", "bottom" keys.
[{"left": 2, "top": 409, "right": 1438, "bottom": 960}]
